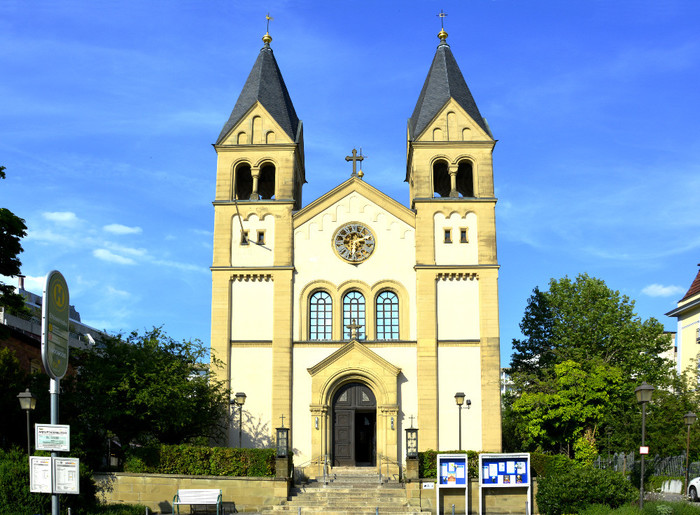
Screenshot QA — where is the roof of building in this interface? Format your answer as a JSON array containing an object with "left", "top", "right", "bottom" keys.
[
  {"left": 216, "top": 40, "right": 300, "bottom": 144},
  {"left": 408, "top": 38, "right": 490, "bottom": 140},
  {"left": 681, "top": 265, "right": 700, "bottom": 302}
]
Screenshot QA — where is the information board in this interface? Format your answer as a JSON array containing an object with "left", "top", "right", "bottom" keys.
[
  {"left": 478, "top": 453, "right": 531, "bottom": 515},
  {"left": 480, "top": 456, "right": 529, "bottom": 486},
  {"left": 36, "top": 424, "right": 70, "bottom": 452},
  {"left": 436, "top": 454, "right": 468, "bottom": 515},
  {"left": 30, "top": 456, "right": 52, "bottom": 493},
  {"left": 53, "top": 457, "right": 80, "bottom": 495}
]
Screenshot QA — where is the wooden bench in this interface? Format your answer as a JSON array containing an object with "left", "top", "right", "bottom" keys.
[{"left": 173, "top": 488, "right": 222, "bottom": 515}]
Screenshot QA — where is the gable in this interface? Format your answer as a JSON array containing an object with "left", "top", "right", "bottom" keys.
[
  {"left": 217, "top": 102, "right": 295, "bottom": 146},
  {"left": 414, "top": 98, "right": 493, "bottom": 143}
]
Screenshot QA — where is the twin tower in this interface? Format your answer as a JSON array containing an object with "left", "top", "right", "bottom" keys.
[{"left": 210, "top": 25, "right": 501, "bottom": 475}]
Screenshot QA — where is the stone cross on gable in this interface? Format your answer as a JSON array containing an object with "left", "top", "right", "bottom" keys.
[
  {"left": 346, "top": 318, "right": 362, "bottom": 340},
  {"left": 345, "top": 148, "right": 365, "bottom": 177}
]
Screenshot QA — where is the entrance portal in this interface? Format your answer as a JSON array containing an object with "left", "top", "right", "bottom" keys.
[{"left": 332, "top": 382, "right": 376, "bottom": 466}]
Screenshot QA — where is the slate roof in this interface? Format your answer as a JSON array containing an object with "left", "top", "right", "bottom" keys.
[
  {"left": 409, "top": 41, "right": 490, "bottom": 140},
  {"left": 216, "top": 43, "right": 300, "bottom": 144},
  {"left": 681, "top": 265, "right": 700, "bottom": 302}
]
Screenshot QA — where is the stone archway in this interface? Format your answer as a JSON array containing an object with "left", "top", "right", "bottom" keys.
[{"left": 307, "top": 341, "right": 400, "bottom": 476}]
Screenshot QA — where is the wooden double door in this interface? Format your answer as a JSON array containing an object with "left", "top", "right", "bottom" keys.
[{"left": 332, "top": 383, "right": 376, "bottom": 467}]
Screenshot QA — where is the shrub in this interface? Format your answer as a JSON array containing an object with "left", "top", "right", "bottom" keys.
[
  {"left": 0, "top": 447, "right": 97, "bottom": 515},
  {"left": 124, "top": 444, "right": 277, "bottom": 477},
  {"left": 418, "top": 450, "right": 479, "bottom": 479},
  {"left": 536, "top": 464, "right": 636, "bottom": 515}
]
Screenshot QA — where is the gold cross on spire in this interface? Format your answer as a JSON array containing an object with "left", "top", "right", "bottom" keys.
[
  {"left": 345, "top": 148, "right": 365, "bottom": 177},
  {"left": 263, "top": 13, "right": 273, "bottom": 45},
  {"left": 437, "top": 9, "right": 448, "bottom": 42}
]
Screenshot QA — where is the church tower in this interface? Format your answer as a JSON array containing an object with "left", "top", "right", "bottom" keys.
[
  {"left": 210, "top": 27, "right": 303, "bottom": 443},
  {"left": 406, "top": 27, "right": 501, "bottom": 451}
]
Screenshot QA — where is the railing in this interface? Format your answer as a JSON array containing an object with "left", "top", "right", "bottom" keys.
[
  {"left": 293, "top": 454, "right": 330, "bottom": 485},
  {"left": 376, "top": 453, "right": 402, "bottom": 484},
  {"left": 595, "top": 452, "right": 700, "bottom": 478}
]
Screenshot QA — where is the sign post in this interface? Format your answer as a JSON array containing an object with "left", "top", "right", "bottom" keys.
[{"left": 41, "top": 270, "right": 70, "bottom": 515}]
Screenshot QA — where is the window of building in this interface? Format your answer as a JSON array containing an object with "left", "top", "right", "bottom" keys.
[
  {"left": 309, "top": 291, "right": 332, "bottom": 340},
  {"left": 343, "top": 291, "right": 366, "bottom": 340},
  {"left": 376, "top": 290, "right": 399, "bottom": 340},
  {"left": 444, "top": 229, "right": 452, "bottom": 243},
  {"left": 256, "top": 230, "right": 265, "bottom": 245},
  {"left": 240, "top": 230, "right": 249, "bottom": 245},
  {"left": 460, "top": 228, "right": 468, "bottom": 243}
]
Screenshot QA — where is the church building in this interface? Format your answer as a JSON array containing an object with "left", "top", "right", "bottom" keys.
[{"left": 210, "top": 23, "right": 502, "bottom": 477}]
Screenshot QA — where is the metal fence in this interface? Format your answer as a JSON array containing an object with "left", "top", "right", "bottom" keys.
[{"left": 594, "top": 452, "right": 700, "bottom": 478}]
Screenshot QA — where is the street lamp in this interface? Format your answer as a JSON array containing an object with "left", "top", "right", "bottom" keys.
[
  {"left": 635, "top": 382, "right": 654, "bottom": 509},
  {"left": 454, "top": 392, "right": 471, "bottom": 451},
  {"left": 17, "top": 388, "right": 37, "bottom": 456},
  {"left": 684, "top": 411, "right": 697, "bottom": 495},
  {"left": 233, "top": 392, "right": 246, "bottom": 447}
]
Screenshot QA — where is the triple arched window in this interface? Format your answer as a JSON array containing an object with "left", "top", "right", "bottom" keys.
[{"left": 308, "top": 289, "right": 399, "bottom": 341}]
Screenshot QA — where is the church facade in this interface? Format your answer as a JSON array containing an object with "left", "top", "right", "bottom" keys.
[{"left": 210, "top": 26, "right": 502, "bottom": 476}]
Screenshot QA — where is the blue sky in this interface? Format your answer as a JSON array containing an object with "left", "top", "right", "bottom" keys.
[{"left": 2, "top": 0, "right": 699, "bottom": 367}]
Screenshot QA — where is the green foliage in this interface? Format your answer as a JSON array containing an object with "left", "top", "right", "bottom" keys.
[
  {"left": 417, "top": 450, "right": 479, "bottom": 479},
  {"left": 0, "top": 447, "right": 98, "bottom": 515},
  {"left": 536, "top": 462, "right": 637, "bottom": 515},
  {"left": 124, "top": 444, "right": 277, "bottom": 477},
  {"left": 61, "top": 328, "right": 230, "bottom": 469},
  {"left": 512, "top": 360, "right": 625, "bottom": 452},
  {"left": 0, "top": 166, "right": 30, "bottom": 318},
  {"left": 0, "top": 348, "right": 29, "bottom": 450},
  {"left": 530, "top": 452, "right": 572, "bottom": 477},
  {"left": 90, "top": 505, "right": 149, "bottom": 515},
  {"left": 506, "top": 274, "right": 675, "bottom": 456},
  {"left": 580, "top": 502, "right": 700, "bottom": 515}
]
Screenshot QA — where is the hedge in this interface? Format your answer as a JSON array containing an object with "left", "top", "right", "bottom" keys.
[{"left": 124, "top": 444, "right": 277, "bottom": 477}]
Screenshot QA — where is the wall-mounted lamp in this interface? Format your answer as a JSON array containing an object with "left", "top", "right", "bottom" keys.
[
  {"left": 391, "top": 417, "right": 395, "bottom": 430},
  {"left": 315, "top": 417, "right": 319, "bottom": 430}
]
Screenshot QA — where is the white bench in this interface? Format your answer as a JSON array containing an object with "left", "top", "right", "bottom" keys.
[{"left": 173, "top": 488, "right": 222, "bottom": 515}]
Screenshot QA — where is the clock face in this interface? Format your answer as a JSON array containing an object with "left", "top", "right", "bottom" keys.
[{"left": 333, "top": 223, "right": 375, "bottom": 263}]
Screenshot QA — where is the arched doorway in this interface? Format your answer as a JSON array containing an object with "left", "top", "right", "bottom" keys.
[{"left": 332, "top": 382, "right": 376, "bottom": 467}]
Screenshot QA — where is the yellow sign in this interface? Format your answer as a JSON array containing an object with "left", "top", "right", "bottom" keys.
[{"left": 42, "top": 271, "right": 70, "bottom": 379}]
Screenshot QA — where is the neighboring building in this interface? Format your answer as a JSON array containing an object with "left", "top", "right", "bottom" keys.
[
  {"left": 210, "top": 26, "right": 502, "bottom": 476},
  {"left": 500, "top": 369, "right": 514, "bottom": 396},
  {"left": 666, "top": 265, "right": 700, "bottom": 376},
  {"left": 0, "top": 276, "right": 103, "bottom": 373}
]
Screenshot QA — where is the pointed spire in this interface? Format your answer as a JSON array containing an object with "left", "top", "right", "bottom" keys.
[
  {"left": 408, "top": 26, "right": 491, "bottom": 140},
  {"left": 216, "top": 18, "right": 299, "bottom": 144}
]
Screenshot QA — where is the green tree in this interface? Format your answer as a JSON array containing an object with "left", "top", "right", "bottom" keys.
[
  {"left": 0, "top": 348, "right": 29, "bottom": 449},
  {"left": 61, "top": 328, "right": 230, "bottom": 468},
  {"left": 509, "top": 274, "right": 671, "bottom": 384},
  {"left": 0, "top": 166, "right": 29, "bottom": 318},
  {"left": 505, "top": 274, "right": 674, "bottom": 455}
]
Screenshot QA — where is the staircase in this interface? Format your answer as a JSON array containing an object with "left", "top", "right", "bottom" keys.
[{"left": 262, "top": 467, "right": 429, "bottom": 515}]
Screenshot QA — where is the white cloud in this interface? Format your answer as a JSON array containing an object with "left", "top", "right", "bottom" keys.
[
  {"left": 93, "top": 249, "right": 136, "bottom": 265},
  {"left": 641, "top": 284, "right": 686, "bottom": 298},
  {"left": 103, "top": 224, "right": 142, "bottom": 235},
  {"left": 106, "top": 286, "right": 130, "bottom": 297},
  {"left": 43, "top": 211, "right": 80, "bottom": 224}
]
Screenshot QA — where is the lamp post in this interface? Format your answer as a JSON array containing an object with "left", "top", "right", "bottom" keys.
[
  {"left": 685, "top": 411, "right": 697, "bottom": 495},
  {"left": 454, "top": 392, "right": 471, "bottom": 451},
  {"left": 234, "top": 392, "right": 246, "bottom": 447},
  {"left": 635, "top": 382, "right": 654, "bottom": 509},
  {"left": 17, "top": 388, "right": 37, "bottom": 456}
]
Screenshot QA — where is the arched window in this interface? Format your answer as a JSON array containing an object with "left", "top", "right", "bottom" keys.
[
  {"left": 309, "top": 291, "right": 332, "bottom": 340},
  {"left": 234, "top": 164, "right": 253, "bottom": 200},
  {"left": 456, "top": 160, "right": 474, "bottom": 197},
  {"left": 343, "top": 291, "right": 366, "bottom": 340},
  {"left": 432, "top": 160, "right": 450, "bottom": 197},
  {"left": 376, "top": 290, "right": 399, "bottom": 340},
  {"left": 259, "top": 164, "right": 276, "bottom": 199}
]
